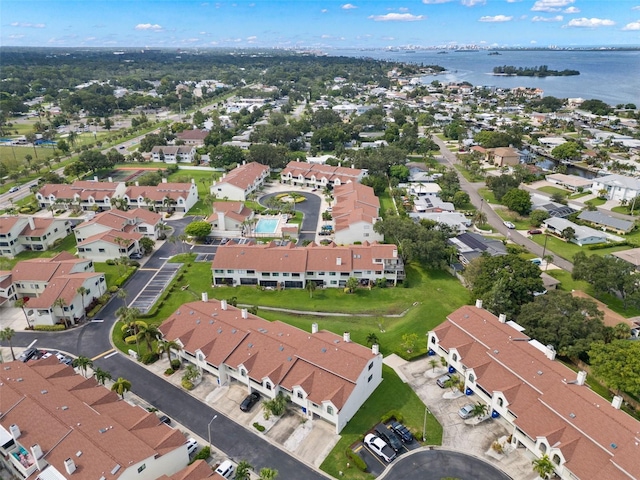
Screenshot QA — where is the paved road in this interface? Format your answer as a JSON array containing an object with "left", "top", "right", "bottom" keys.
[
  {"left": 8, "top": 216, "right": 328, "bottom": 480},
  {"left": 380, "top": 449, "right": 512, "bottom": 480},
  {"left": 259, "top": 190, "right": 322, "bottom": 243},
  {"left": 433, "top": 136, "right": 574, "bottom": 273}
]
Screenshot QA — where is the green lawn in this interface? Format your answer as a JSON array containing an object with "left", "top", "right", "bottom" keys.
[
  {"left": 379, "top": 189, "right": 395, "bottom": 217},
  {"left": 453, "top": 164, "right": 484, "bottom": 183},
  {"left": 320, "top": 365, "right": 442, "bottom": 480},
  {"left": 569, "top": 192, "right": 590, "bottom": 200},
  {"left": 537, "top": 185, "right": 570, "bottom": 197},
  {"left": 611, "top": 206, "right": 638, "bottom": 216},
  {"left": 167, "top": 169, "right": 221, "bottom": 197},
  {"left": 585, "top": 197, "right": 606, "bottom": 207},
  {"left": 492, "top": 207, "right": 531, "bottom": 230},
  {"left": 2, "top": 233, "right": 77, "bottom": 268},
  {"left": 530, "top": 233, "right": 637, "bottom": 263},
  {"left": 94, "top": 262, "right": 123, "bottom": 287},
  {"left": 477, "top": 187, "right": 498, "bottom": 205}
]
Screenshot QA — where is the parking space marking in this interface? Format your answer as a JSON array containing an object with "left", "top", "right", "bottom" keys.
[
  {"left": 92, "top": 348, "right": 115, "bottom": 361},
  {"left": 362, "top": 445, "right": 387, "bottom": 467},
  {"left": 138, "top": 268, "right": 159, "bottom": 271},
  {"left": 353, "top": 445, "right": 363, "bottom": 453},
  {"left": 27, "top": 339, "right": 38, "bottom": 348}
]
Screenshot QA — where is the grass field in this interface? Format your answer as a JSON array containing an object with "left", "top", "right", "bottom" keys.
[
  {"left": 530, "top": 232, "right": 638, "bottom": 263},
  {"left": 477, "top": 187, "right": 498, "bottom": 205},
  {"left": 320, "top": 365, "right": 442, "bottom": 480},
  {"left": 537, "top": 185, "right": 570, "bottom": 197},
  {"left": 2, "top": 233, "right": 77, "bottom": 269},
  {"left": 379, "top": 189, "right": 396, "bottom": 217}
]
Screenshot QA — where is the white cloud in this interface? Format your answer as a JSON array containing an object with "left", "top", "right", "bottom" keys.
[
  {"left": 341, "top": 3, "right": 357, "bottom": 9},
  {"left": 422, "top": 0, "right": 454, "bottom": 3},
  {"left": 321, "top": 8, "right": 328, "bottom": 13},
  {"left": 10, "top": 22, "right": 46, "bottom": 28},
  {"left": 622, "top": 20, "right": 640, "bottom": 30},
  {"left": 479, "top": 14, "right": 512, "bottom": 22},
  {"left": 564, "top": 17, "right": 615, "bottom": 27},
  {"left": 321, "top": 34, "right": 332, "bottom": 38},
  {"left": 531, "top": 0, "right": 573, "bottom": 12},
  {"left": 462, "top": 0, "right": 486, "bottom": 6},
  {"left": 135, "top": 23, "right": 163, "bottom": 31},
  {"left": 506, "top": 0, "right": 522, "bottom": 2},
  {"left": 564, "top": 6, "right": 580, "bottom": 13},
  {"left": 530, "top": 40, "right": 537, "bottom": 43},
  {"left": 246, "top": 35, "right": 257, "bottom": 42},
  {"left": 398, "top": 7, "right": 409, "bottom": 12},
  {"left": 633, "top": 6, "right": 640, "bottom": 11},
  {"left": 8, "top": 34, "right": 25, "bottom": 39},
  {"left": 532, "top": 15, "right": 563, "bottom": 22},
  {"left": 369, "top": 13, "right": 425, "bottom": 21}
]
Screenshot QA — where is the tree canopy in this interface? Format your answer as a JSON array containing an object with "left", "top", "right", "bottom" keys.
[
  {"left": 184, "top": 220, "right": 212, "bottom": 239},
  {"left": 589, "top": 340, "right": 640, "bottom": 396},
  {"left": 502, "top": 188, "right": 532, "bottom": 215}
]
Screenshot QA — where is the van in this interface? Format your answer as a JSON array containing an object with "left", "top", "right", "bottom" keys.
[{"left": 215, "top": 460, "right": 234, "bottom": 479}]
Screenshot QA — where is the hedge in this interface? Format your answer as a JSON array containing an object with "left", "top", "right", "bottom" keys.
[
  {"left": 380, "top": 410, "right": 404, "bottom": 424},
  {"left": 253, "top": 422, "right": 266, "bottom": 432},
  {"left": 124, "top": 335, "right": 138, "bottom": 344},
  {"left": 345, "top": 448, "right": 367, "bottom": 472},
  {"left": 140, "top": 352, "right": 159, "bottom": 364},
  {"left": 34, "top": 324, "right": 66, "bottom": 331},
  {"left": 587, "top": 240, "right": 636, "bottom": 250}
]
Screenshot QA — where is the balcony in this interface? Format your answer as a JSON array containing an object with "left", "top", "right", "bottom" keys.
[{"left": 9, "top": 446, "right": 36, "bottom": 477}]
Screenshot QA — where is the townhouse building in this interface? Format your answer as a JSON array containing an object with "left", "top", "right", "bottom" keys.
[
  {"left": 212, "top": 240, "right": 404, "bottom": 288},
  {"left": 280, "top": 161, "right": 365, "bottom": 189},
  {"left": 207, "top": 201, "right": 254, "bottom": 236},
  {"left": 0, "top": 357, "right": 189, "bottom": 480},
  {"left": 331, "top": 183, "right": 383, "bottom": 244},
  {"left": 37, "top": 180, "right": 198, "bottom": 213},
  {"left": 210, "top": 162, "right": 270, "bottom": 201},
  {"left": 0, "top": 216, "right": 71, "bottom": 258},
  {"left": 176, "top": 129, "right": 209, "bottom": 146},
  {"left": 428, "top": 302, "right": 640, "bottom": 480},
  {"left": 150, "top": 146, "right": 196, "bottom": 163},
  {"left": 77, "top": 230, "right": 142, "bottom": 262},
  {"left": 75, "top": 208, "right": 163, "bottom": 242},
  {"left": 0, "top": 252, "right": 106, "bottom": 326},
  {"left": 159, "top": 298, "right": 383, "bottom": 433}
]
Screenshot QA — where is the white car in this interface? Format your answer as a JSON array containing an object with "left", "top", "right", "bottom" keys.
[
  {"left": 364, "top": 433, "right": 396, "bottom": 462},
  {"left": 503, "top": 221, "right": 516, "bottom": 229},
  {"left": 215, "top": 460, "right": 234, "bottom": 478},
  {"left": 185, "top": 438, "right": 198, "bottom": 456},
  {"left": 458, "top": 403, "right": 475, "bottom": 419}
]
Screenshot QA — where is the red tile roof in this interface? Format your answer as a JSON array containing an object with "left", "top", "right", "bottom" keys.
[
  {"left": 282, "top": 161, "right": 363, "bottom": 184},
  {"left": 216, "top": 162, "right": 269, "bottom": 190}
]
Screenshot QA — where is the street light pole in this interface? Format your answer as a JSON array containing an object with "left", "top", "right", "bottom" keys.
[
  {"left": 423, "top": 406, "right": 430, "bottom": 443},
  {"left": 541, "top": 233, "right": 549, "bottom": 260},
  {"left": 208, "top": 414, "right": 218, "bottom": 447}
]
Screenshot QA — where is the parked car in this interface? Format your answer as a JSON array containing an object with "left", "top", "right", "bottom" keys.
[
  {"left": 240, "top": 391, "right": 261, "bottom": 412},
  {"left": 503, "top": 221, "right": 516, "bottom": 229},
  {"left": 390, "top": 421, "right": 414, "bottom": 443},
  {"left": 158, "top": 415, "right": 171, "bottom": 425},
  {"left": 220, "top": 238, "right": 229, "bottom": 245},
  {"left": 215, "top": 460, "right": 235, "bottom": 478},
  {"left": 55, "top": 352, "right": 73, "bottom": 365},
  {"left": 374, "top": 424, "right": 403, "bottom": 451},
  {"left": 527, "top": 229, "right": 542, "bottom": 235},
  {"left": 364, "top": 433, "right": 396, "bottom": 462},
  {"left": 530, "top": 258, "right": 542, "bottom": 266},
  {"left": 130, "top": 252, "right": 143, "bottom": 259},
  {"left": 458, "top": 403, "right": 475, "bottom": 419},
  {"left": 185, "top": 438, "right": 198, "bottom": 456},
  {"left": 18, "top": 347, "right": 38, "bottom": 362},
  {"left": 436, "top": 373, "right": 452, "bottom": 388},
  {"left": 8, "top": 186, "right": 19, "bottom": 193}
]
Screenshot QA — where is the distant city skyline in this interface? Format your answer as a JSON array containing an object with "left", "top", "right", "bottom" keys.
[{"left": 2, "top": 0, "right": 639, "bottom": 49}]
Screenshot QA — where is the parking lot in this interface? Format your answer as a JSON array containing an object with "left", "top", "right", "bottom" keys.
[
  {"left": 129, "top": 262, "right": 182, "bottom": 314},
  {"left": 353, "top": 421, "right": 420, "bottom": 477}
]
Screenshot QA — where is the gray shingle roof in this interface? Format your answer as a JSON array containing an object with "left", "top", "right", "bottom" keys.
[{"left": 578, "top": 210, "right": 634, "bottom": 233}]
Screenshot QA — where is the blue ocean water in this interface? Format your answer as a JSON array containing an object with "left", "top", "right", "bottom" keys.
[{"left": 330, "top": 49, "right": 640, "bottom": 106}]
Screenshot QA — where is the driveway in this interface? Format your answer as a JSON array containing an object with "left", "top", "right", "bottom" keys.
[{"left": 259, "top": 190, "right": 322, "bottom": 243}]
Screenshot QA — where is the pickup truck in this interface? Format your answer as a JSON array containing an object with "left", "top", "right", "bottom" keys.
[{"left": 364, "top": 433, "right": 396, "bottom": 463}]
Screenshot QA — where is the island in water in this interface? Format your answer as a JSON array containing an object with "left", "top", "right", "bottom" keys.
[{"left": 492, "top": 65, "right": 580, "bottom": 77}]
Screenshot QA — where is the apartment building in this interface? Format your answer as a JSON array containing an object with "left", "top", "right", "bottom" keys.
[
  {"left": 0, "top": 357, "right": 189, "bottom": 480},
  {"left": 0, "top": 216, "right": 71, "bottom": 258},
  {"left": 280, "top": 161, "right": 365, "bottom": 188},
  {"left": 159, "top": 298, "right": 383, "bottom": 433},
  {"left": 428, "top": 302, "right": 640, "bottom": 480},
  {"left": 212, "top": 240, "right": 404, "bottom": 288},
  {"left": 207, "top": 201, "right": 254, "bottom": 236},
  {"left": 150, "top": 146, "right": 196, "bottom": 163},
  {"left": 210, "top": 162, "right": 270, "bottom": 201},
  {"left": 331, "top": 183, "right": 383, "bottom": 244}
]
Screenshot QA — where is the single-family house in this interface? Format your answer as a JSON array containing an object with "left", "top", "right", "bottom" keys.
[
  {"left": 159, "top": 298, "right": 383, "bottom": 433},
  {"left": 413, "top": 196, "right": 455, "bottom": 213},
  {"left": 332, "top": 183, "right": 383, "bottom": 244},
  {"left": 212, "top": 241, "right": 404, "bottom": 288},
  {"left": 491, "top": 147, "right": 520, "bottom": 167},
  {"left": 207, "top": 201, "right": 254, "bottom": 236},
  {"left": 546, "top": 173, "right": 593, "bottom": 192},
  {"left": 150, "top": 146, "right": 196, "bottom": 163},
  {"left": 612, "top": 248, "right": 640, "bottom": 270},
  {"left": 176, "top": 129, "right": 209, "bottom": 146},
  {"left": 210, "top": 162, "right": 270, "bottom": 201},
  {"left": 577, "top": 210, "right": 634, "bottom": 235},
  {"left": 280, "top": 161, "right": 365, "bottom": 188},
  {"left": 0, "top": 357, "right": 189, "bottom": 479},
  {"left": 448, "top": 232, "right": 507, "bottom": 265},
  {"left": 428, "top": 302, "right": 640, "bottom": 480},
  {"left": 0, "top": 216, "right": 71, "bottom": 258},
  {"left": 409, "top": 212, "right": 471, "bottom": 233},
  {"left": 542, "top": 217, "right": 607, "bottom": 246},
  {"left": 591, "top": 174, "right": 640, "bottom": 202}
]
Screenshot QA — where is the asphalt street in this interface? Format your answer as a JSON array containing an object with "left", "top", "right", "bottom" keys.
[{"left": 259, "top": 190, "right": 322, "bottom": 243}]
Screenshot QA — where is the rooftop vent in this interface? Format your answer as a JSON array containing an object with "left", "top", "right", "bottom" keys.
[
  {"left": 64, "top": 458, "right": 76, "bottom": 475},
  {"left": 41, "top": 390, "right": 48, "bottom": 395},
  {"left": 569, "top": 413, "right": 576, "bottom": 418},
  {"left": 196, "top": 319, "right": 200, "bottom": 324},
  {"left": 287, "top": 356, "right": 292, "bottom": 362},
  {"left": 231, "top": 329, "right": 237, "bottom": 334},
  {"left": 189, "top": 311, "right": 194, "bottom": 315},
  {"left": 611, "top": 443, "right": 617, "bottom": 449},
  {"left": 248, "top": 343, "right": 253, "bottom": 348},
  {"left": 279, "top": 346, "right": 284, "bottom": 351},
  {"left": 321, "top": 348, "right": 327, "bottom": 353},
  {"left": 209, "top": 320, "right": 214, "bottom": 324},
  {"left": 75, "top": 451, "right": 82, "bottom": 457},
  {"left": 110, "top": 464, "right": 121, "bottom": 475},
  {"left": 537, "top": 371, "right": 543, "bottom": 376},
  {"left": 10, "top": 424, "right": 20, "bottom": 440},
  {"left": 61, "top": 406, "right": 69, "bottom": 410},
  {"left": 217, "top": 328, "right": 223, "bottom": 334},
  {"left": 201, "top": 292, "right": 208, "bottom": 302},
  {"left": 493, "top": 350, "right": 499, "bottom": 354},
  {"left": 475, "top": 299, "right": 483, "bottom": 309},
  {"left": 16, "top": 378, "right": 23, "bottom": 382}
]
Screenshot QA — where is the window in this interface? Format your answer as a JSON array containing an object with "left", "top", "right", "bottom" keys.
[
  {"left": 368, "top": 374, "right": 373, "bottom": 383},
  {"left": 452, "top": 353, "right": 458, "bottom": 361},
  {"left": 552, "top": 454, "right": 561, "bottom": 465},
  {"left": 292, "top": 273, "right": 300, "bottom": 278},
  {"left": 364, "top": 233, "right": 369, "bottom": 237},
  {"left": 215, "top": 269, "right": 224, "bottom": 274},
  {"left": 497, "top": 397, "right": 504, "bottom": 407},
  {"left": 99, "top": 248, "right": 105, "bottom": 253},
  {"left": 282, "top": 273, "right": 289, "bottom": 277},
  {"left": 327, "top": 406, "right": 333, "bottom": 415},
  {"left": 272, "top": 273, "right": 279, "bottom": 277},
  {"left": 329, "top": 272, "right": 336, "bottom": 276},
  {"left": 368, "top": 362, "right": 373, "bottom": 371},
  {"left": 297, "top": 391, "right": 303, "bottom": 399},
  {"left": 468, "top": 373, "right": 475, "bottom": 383},
  {"left": 137, "top": 464, "right": 146, "bottom": 474},
  {"left": 227, "top": 269, "right": 234, "bottom": 274},
  {"left": 539, "top": 443, "right": 547, "bottom": 453},
  {"left": 265, "top": 382, "right": 272, "bottom": 390},
  {"left": 431, "top": 336, "right": 436, "bottom": 344},
  {"left": 240, "top": 369, "right": 246, "bottom": 377}
]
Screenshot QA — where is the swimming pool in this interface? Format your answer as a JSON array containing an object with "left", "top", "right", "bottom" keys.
[{"left": 255, "top": 218, "right": 279, "bottom": 234}]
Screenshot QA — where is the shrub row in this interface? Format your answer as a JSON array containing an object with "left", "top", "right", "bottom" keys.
[
  {"left": 140, "top": 352, "right": 159, "bottom": 364},
  {"left": 345, "top": 448, "right": 367, "bottom": 472},
  {"left": 34, "top": 324, "right": 66, "bottom": 331},
  {"left": 380, "top": 410, "right": 404, "bottom": 424},
  {"left": 587, "top": 240, "right": 637, "bottom": 250}
]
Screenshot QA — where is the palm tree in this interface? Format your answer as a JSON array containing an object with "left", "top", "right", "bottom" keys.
[
  {"left": 182, "top": 364, "right": 200, "bottom": 383},
  {"left": 52, "top": 297, "right": 70, "bottom": 328},
  {"left": 543, "top": 254, "right": 554, "bottom": 271},
  {"left": 94, "top": 367, "right": 112, "bottom": 385},
  {"left": 258, "top": 467, "right": 278, "bottom": 480},
  {"left": 234, "top": 460, "right": 253, "bottom": 480},
  {"left": 72, "top": 356, "right": 94, "bottom": 378},
  {"left": 111, "top": 377, "right": 132, "bottom": 399},
  {"left": 366, "top": 332, "right": 379, "bottom": 346},
  {"left": 443, "top": 374, "right": 461, "bottom": 393},
  {"left": 76, "top": 286, "right": 89, "bottom": 320},
  {"left": 117, "top": 288, "right": 128, "bottom": 308},
  {"left": 0, "top": 327, "right": 16, "bottom": 361},
  {"left": 14, "top": 298, "right": 32, "bottom": 329},
  {"left": 305, "top": 280, "right": 316, "bottom": 299},
  {"left": 473, "top": 210, "right": 487, "bottom": 226},
  {"left": 470, "top": 402, "right": 489, "bottom": 419},
  {"left": 137, "top": 323, "right": 162, "bottom": 352},
  {"left": 429, "top": 358, "right": 438, "bottom": 372},
  {"left": 157, "top": 339, "right": 182, "bottom": 365},
  {"left": 532, "top": 454, "right": 556, "bottom": 479},
  {"left": 178, "top": 234, "right": 189, "bottom": 252}
]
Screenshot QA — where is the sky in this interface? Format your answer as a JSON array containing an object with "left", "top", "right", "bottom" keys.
[{"left": 2, "top": 0, "right": 639, "bottom": 49}]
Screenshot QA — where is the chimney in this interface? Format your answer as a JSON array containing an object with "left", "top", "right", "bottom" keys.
[
  {"left": 241, "top": 308, "right": 248, "bottom": 319},
  {"left": 201, "top": 292, "right": 208, "bottom": 302},
  {"left": 336, "top": 257, "right": 342, "bottom": 266},
  {"left": 64, "top": 458, "right": 76, "bottom": 475},
  {"left": 545, "top": 344, "right": 556, "bottom": 361},
  {"left": 220, "top": 299, "right": 227, "bottom": 310},
  {"left": 311, "top": 323, "right": 318, "bottom": 334},
  {"left": 343, "top": 332, "right": 350, "bottom": 343},
  {"left": 31, "top": 444, "right": 46, "bottom": 471},
  {"left": 498, "top": 314, "right": 507, "bottom": 323},
  {"left": 9, "top": 424, "right": 20, "bottom": 440},
  {"left": 162, "top": 178, "right": 168, "bottom": 183},
  {"left": 28, "top": 216, "right": 35, "bottom": 231},
  {"left": 372, "top": 344, "right": 379, "bottom": 355},
  {"left": 475, "top": 299, "right": 483, "bottom": 309},
  {"left": 612, "top": 395, "right": 623, "bottom": 410},
  {"left": 108, "top": 177, "right": 113, "bottom": 183},
  {"left": 577, "top": 371, "right": 587, "bottom": 386},
  {"left": 191, "top": 178, "right": 195, "bottom": 184},
  {"left": 93, "top": 175, "right": 98, "bottom": 182},
  {"left": 135, "top": 181, "right": 139, "bottom": 187}
]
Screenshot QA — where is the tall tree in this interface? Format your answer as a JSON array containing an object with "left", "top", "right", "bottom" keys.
[
  {"left": 532, "top": 454, "right": 556, "bottom": 480},
  {"left": 72, "top": 355, "right": 94, "bottom": 378},
  {"left": 589, "top": 340, "right": 640, "bottom": 396},
  {"left": 573, "top": 253, "right": 639, "bottom": 308},
  {"left": 94, "top": 367, "right": 112, "bottom": 385},
  {"left": 14, "top": 298, "right": 32, "bottom": 329},
  {"left": 76, "top": 286, "right": 89, "bottom": 319},
  {"left": 52, "top": 297, "right": 71, "bottom": 328},
  {"left": 234, "top": 461, "right": 253, "bottom": 480},
  {"left": 0, "top": 327, "right": 16, "bottom": 361},
  {"left": 112, "top": 377, "right": 132, "bottom": 399}
]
